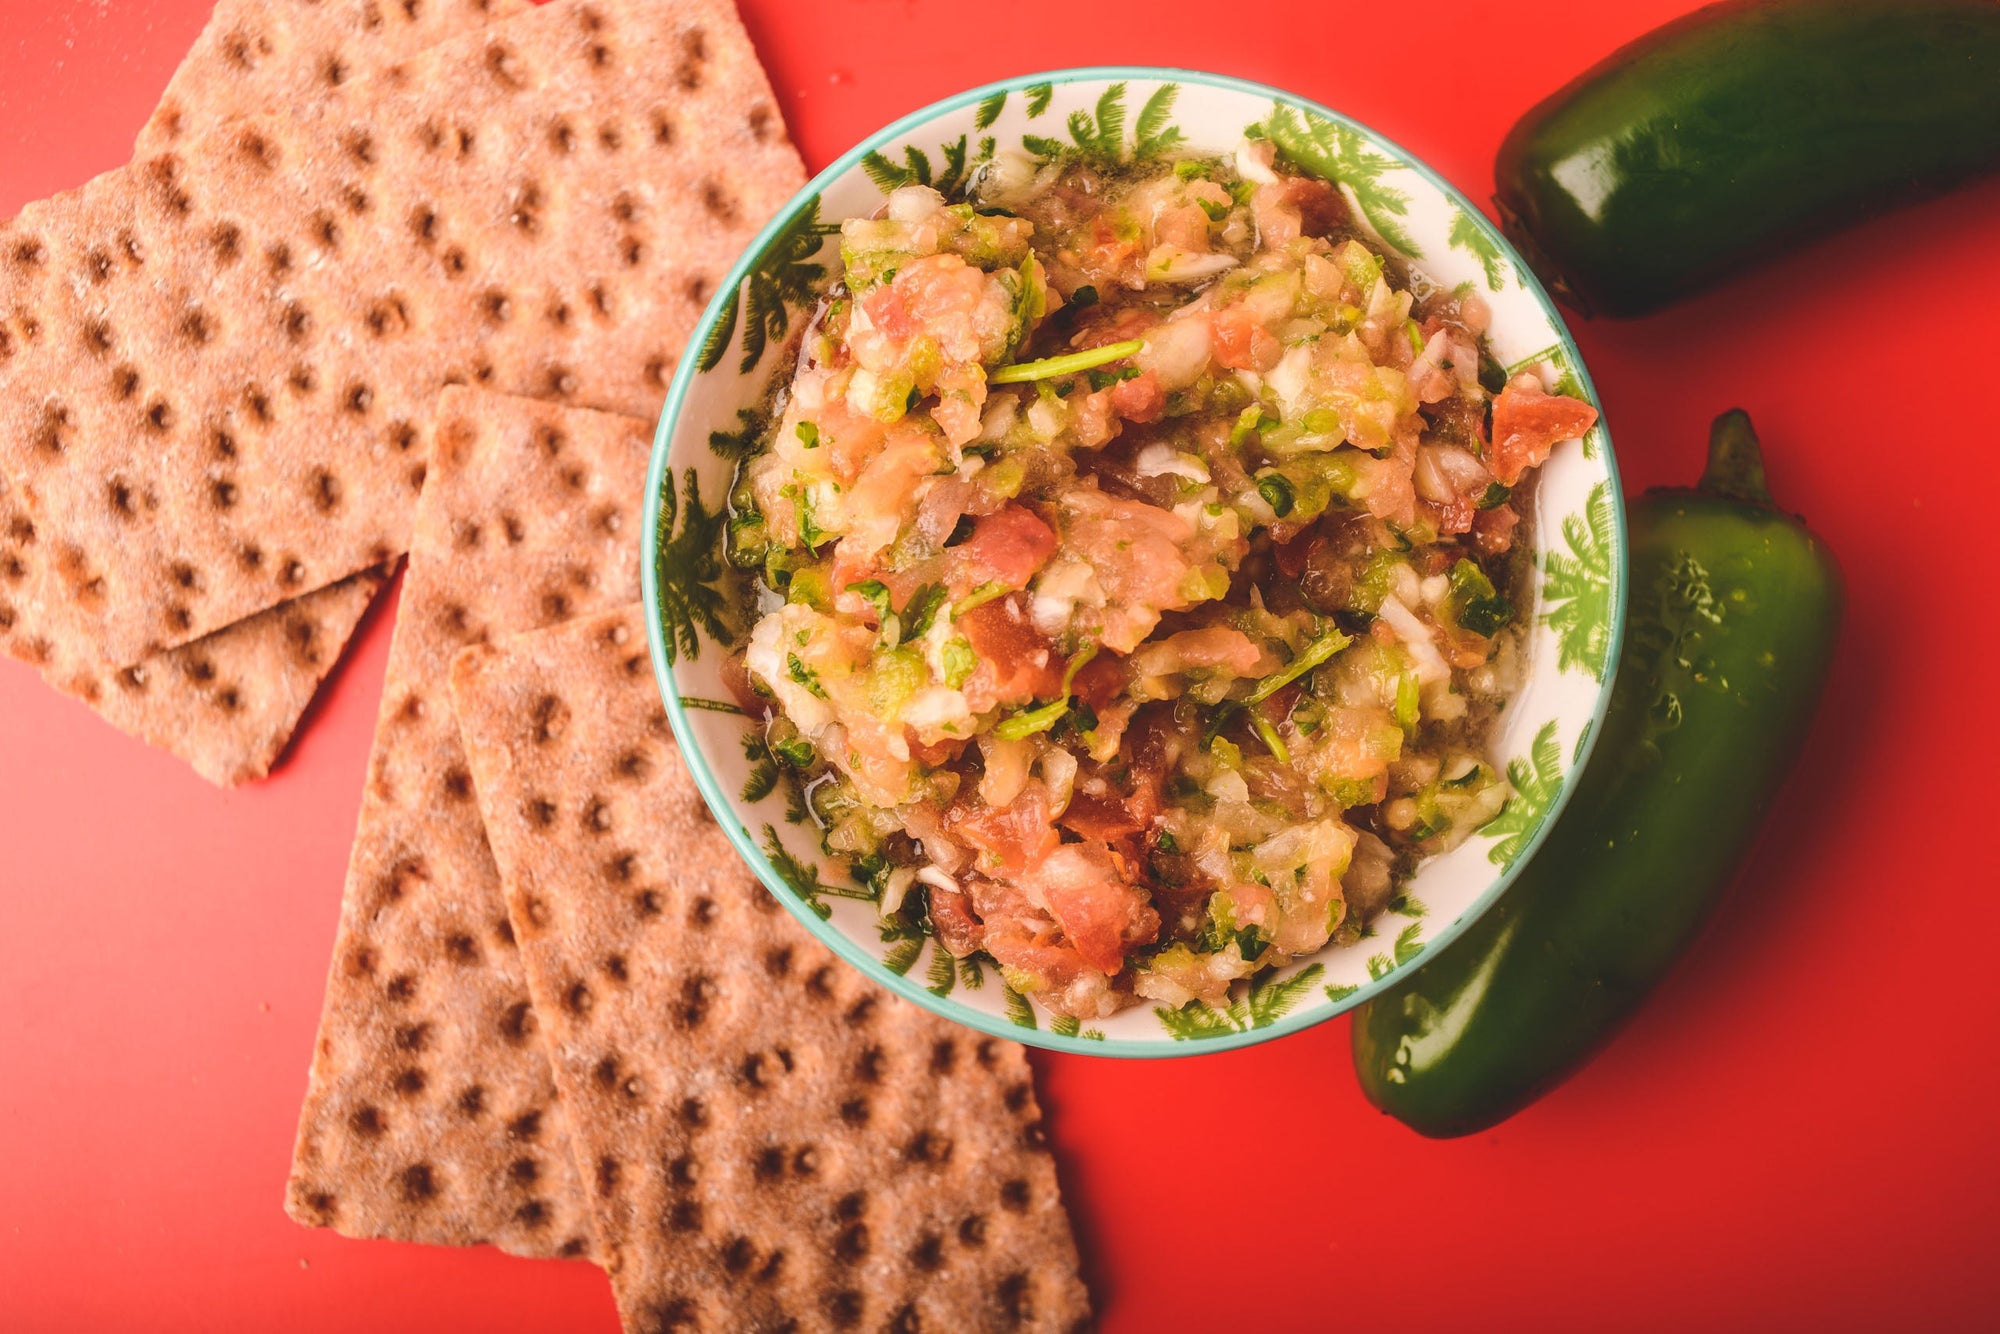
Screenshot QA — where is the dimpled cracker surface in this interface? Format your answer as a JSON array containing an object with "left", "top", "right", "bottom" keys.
[
  {"left": 138, "top": 0, "right": 530, "bottom": 156},
  {"left": 451, "top": 606, "right": 1094, "bottom": 1334},
  {"left": 1, "top": 471, "right": 388, "bottom": 786},
  {"left": 287, "top": 389, "right": 652, "bottom": 1258},
  {"left": 0, "top": 0, "right": 803, "bottom": 667}
]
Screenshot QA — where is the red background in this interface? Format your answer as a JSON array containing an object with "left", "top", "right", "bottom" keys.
[{"left": 5, "top": 1, "right": 1999, "bottom": 1329}]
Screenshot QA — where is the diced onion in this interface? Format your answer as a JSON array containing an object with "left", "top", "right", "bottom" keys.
[
  {"left": 878, "top": 866, "right": 917, "bottom": 917},
  {"left": 1378, "top": 595, "right": 1452, "bottom": 685},
  {"left": 1136, "top": 313, "right": 1214, "bottom": 390},
  {"left": 1134, "top": 442, "right": 1211, "bottom": 483},
  {"left": 888, "top": 185, "right": 945, "bottom": 224}
]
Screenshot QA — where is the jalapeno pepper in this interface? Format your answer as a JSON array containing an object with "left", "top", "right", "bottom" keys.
[
  {"left": 1495, "top": 0, "right": 2000, "bottom": 317},
  {"left": 1351, "top": 411, "right": 1841, "bottom": 1138}
]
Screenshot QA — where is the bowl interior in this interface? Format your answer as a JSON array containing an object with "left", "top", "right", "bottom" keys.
[{"left": 643, "top": 68, "right": 1625, "bottom": 1056}]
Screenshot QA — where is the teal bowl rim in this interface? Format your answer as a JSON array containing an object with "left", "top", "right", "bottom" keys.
[{"left": 643, "top": 65, "right": 1628, "bottom": 1059}]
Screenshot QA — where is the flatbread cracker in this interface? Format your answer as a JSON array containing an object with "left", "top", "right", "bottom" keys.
[
  {"left": 0, "top": 0, "right": 802, "bottom": 666},
  {"left": 451, "top": 606, "right": 1094, "bottom": 1333},
  {"left": 287, "top": 389, "right": 652, "bottom": 1258},
  {"left": 138, "top": 0, "right": 530, "bottom": 156},
  {"left": 1, "top": 471, "right": 388, "bottom": 785}
]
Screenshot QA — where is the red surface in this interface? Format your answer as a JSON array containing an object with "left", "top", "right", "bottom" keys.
[{"left": 5, "top": 2, "right": 1999, "bottom": 1329}]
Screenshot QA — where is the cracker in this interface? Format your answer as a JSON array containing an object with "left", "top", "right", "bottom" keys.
[
  {"left": 138, "top": 0, "right": 530, "bottom": 156},
  {"left": 1, "top": 470, "right": 388, "bottom": 786},
  {"left": 0, "top": 0, "right": 802, "bottom": 666},
  {"left": 451, "top": 606, "right": 1094, "bottom": 1333},
  {"left": 286, "top": 388, "right": 653, "bottom": 1258}
]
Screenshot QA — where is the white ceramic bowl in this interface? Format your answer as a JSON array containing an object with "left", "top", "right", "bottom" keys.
[{"left": 643, "top": 68, "right": 1625, "bottom": 1056}]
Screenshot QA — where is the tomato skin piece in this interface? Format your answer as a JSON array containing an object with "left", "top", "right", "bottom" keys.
[{"left": 1489, "top": 376, "right": 1599, "bottom": 485}]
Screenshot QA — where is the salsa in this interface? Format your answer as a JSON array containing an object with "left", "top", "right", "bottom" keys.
[{"left": 725, "top": 142, "right": 1597, "bottom": 1020}]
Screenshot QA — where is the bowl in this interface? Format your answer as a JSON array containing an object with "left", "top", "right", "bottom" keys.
[{"left": 642, "top": 67, "right": 1626, "bottom": 1056}]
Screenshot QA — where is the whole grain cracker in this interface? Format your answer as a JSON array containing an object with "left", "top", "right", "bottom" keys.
[
  {"left": 138, "top": 0, "right": 530, "bottom": 156},
  {"left": 0, "top": 471, "right": 388, "bottom": 786},
  {"left": 451, "top": 605, "right": 1094, "bottom": 1333},
  {"left": 0, "top": 0, "right": 802, "bottom": 666},
  {"left": 0, "top": 0, "right": 505, "bottom": 786},
  {"left": 287, "top": 388, "right": 653, "bottom": 1258}
]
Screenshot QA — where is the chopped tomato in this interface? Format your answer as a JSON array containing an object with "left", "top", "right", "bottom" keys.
[
  {"left": 978, "top": 911, "right": 1099, "bottom": 993},
  {"left": 1211, "top": 307, "right": 1282, "bottom": 372},
  {"left": 1022, "top": 843, "right": 1160, "bottom": 975},
  {"left": 1059, "top": 790, "right": 1149, "bottom": 842},
  {"left": 861, "top": 282, "right": 920, "bottom": 343},
  {"left": 946, "top": 783, "right": 1058, "bottom": 876},
  {"left": 1156, "top": 626, "right": 1266, "bottom": 675},
  {"left": 1109, "top": 369, "right": 1165, "bottom": 423},
  {"left": 958, "top": 595, "right": 1063, "bottom": 706},
  {"left": 1274, "top": 531, "right": 1319, "bottom": 581},
  {"left": 1280, "top": 173, "right": 1348, "bottom": 236},
  {"left": 1068, "top": 653, "right": 1125, "bottom": 711},
  {"left": 1490, "top": 375, "right": 1598, "bottom": 485},
  {"left": 1079, "top": 216, "right": 1142, "bottom": 287},
  {"left": 1470, "top": 503, "right": 1520, "bottom": 557},
  {"left": 1073, "top": 304, "right": 1159, "bottom": 350},
  {"left": 954, "top": 504, "right": 1056, "bottom": 591},
  {"left": 928, "top": 884, "right": 986, "bottom": 957}
]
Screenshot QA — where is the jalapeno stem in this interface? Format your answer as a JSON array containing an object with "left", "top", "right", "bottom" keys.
[{"left": 1702, "top": 409, "right": 1774, "bottom": 506}]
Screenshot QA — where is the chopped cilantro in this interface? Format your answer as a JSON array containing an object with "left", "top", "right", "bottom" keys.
[
  {"left": 1245, "top": 625, "right": 1351, "bottom": 704},
  {"left": 994, "top": 696, "right": 1069, "bottom": 741},
  {"left": 1477, "top": 482, "right": 1512, "bottom": 510},
  {"left": 952, "top": 580, "right": 1010, "bottom": 616},
  {"left": 795, "top": 420, "right": 819, "bottom": 449},
  {"left": 902, "top": 584, "right": 948, "bottom": 639},
  {"left": 1060, "top": 643, "right": 1099, "bottom": 694},
  {"left": 1251, "top": 712, "right": 1291, "bottom": 763},
  {"left": 1459, "top": 596, "right": 1514, "bottom": 637},
  {"left": 773, "top": 735, "right": 817, "bottom": 768},
  {"left": 847, "top": 578, "right": 893, "bottom": 622},
  {"left": 990, "top": 338, "right": 1144, "bottom": 385},
  {"left": 785, "top": 653, "right": 828, "bottom": 700}
]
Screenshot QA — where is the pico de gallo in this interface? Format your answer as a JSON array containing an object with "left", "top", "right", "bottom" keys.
[{"left": 725, "top": 143, "right": 1598, "bottom": 1020}]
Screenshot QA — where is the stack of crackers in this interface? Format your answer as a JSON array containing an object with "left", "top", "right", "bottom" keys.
[{"left": 1, "top": 2, "right": 1093, "bottom": 1328}]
